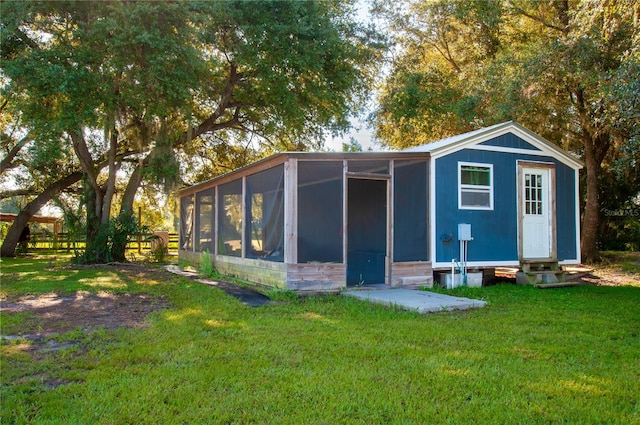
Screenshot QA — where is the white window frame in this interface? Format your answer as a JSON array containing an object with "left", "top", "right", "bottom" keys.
[{"left": 458, "top": 162, "right": 494, "bottom": 210}]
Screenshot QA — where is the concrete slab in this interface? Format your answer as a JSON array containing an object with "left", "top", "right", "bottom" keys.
[{"left": 343, "top": 288, "right": 487, "bottom": 313}]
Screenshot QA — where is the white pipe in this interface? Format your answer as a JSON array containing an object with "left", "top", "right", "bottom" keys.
[
  {"left": 451, "top": 258, "right": 455, "bottom": 289},
  {"left": 464, "top": 240, "right": 468, "bottom": 284}
]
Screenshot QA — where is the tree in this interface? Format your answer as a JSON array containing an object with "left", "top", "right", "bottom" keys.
[
  {"left": 0, "top": 93, "right": 85, "bottom": 257},
  {"left": 372, "top": 0, "right": 639, "bottom": 262},
  {"left": 2, "top": 0, "right": 383, "bottom": 261}
]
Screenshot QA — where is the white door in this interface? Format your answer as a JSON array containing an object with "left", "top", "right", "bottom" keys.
[{"left": 521, "top": 168, "right": 551, "bottom": 258}]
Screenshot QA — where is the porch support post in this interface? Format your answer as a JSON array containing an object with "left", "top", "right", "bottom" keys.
[{"left": 284, "top": 158, "right": 298, "bottom": 264}]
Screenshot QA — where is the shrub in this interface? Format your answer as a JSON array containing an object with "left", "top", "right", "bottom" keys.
[{"left": 199, "top": 250, "right": 217, "bottom": 277}]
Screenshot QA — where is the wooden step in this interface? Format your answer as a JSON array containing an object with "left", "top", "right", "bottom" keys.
[
  {"left": 517, "top": 259, "right": 566, "bottom": 285},
  {"left": 535, "top": 281, "right": 583, "bottom": 289},
  {"left": 521, "top": 259, "right": 561, "bottom": 273}
]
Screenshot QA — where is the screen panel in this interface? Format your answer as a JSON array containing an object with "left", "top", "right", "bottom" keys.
[
  {"left": 180, "top": 195, "right": 194, "bottom": 251},
  {"left": 297, "top": 161, "right": 344, "bottom": 263},
  {"left": 394, "top": 160, "right": 428, "bottom": 262},
  {"left": 195, "top": 189, "right": 215, "bottom": 252},
  {"left": 246, "top": 165, "right": 284, "bottom": 262},
  {"left": 218, "top": 179, "right": 243, "bottom": 257}
]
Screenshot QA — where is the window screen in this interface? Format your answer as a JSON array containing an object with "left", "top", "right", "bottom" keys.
[
  {"left": 195, "top": 189, "right": 215, "bottom": 252},
  {"left": 348, "top": 160, "right": 389, "bottom": 174},
  {"left": 246, "top": 165, "right": 284, "bottom": 262},
  {"left": 180, "top": 195, "right": 194, "bottom": 250},
  {"left": 459, "top": 163, "right": 493, "bottom": 210},
  {"left": 218, "top": 179, "right": 243, "bottom": 257},
  {"left": 394, "top": 160, "right": 428, "bottom": 261},
  {"left": 298, "top": 161, "right": 343, "bottom": 263}
]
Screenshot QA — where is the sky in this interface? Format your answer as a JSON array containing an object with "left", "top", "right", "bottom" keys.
[{"left": 324, "top": 0, "right": 380, "bottom": 152}]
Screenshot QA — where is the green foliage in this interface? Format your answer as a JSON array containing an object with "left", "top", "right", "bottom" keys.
[
  {"left": 0, "top": 222, "right": 9, "bottom": 242},
  {"left": 1, "top": 257, "right": 639, "bottom": 423},
  {"left": 198, "top": 250, "right": 217, "bottom": 278},
  {"left": 60, "top": 202, "right": 85, "bottom": 259},
  {"left": 1, "top": 1, "right": 384, "bottom": 263},
  {"left": 80, "top": 214, "right": 144, "bottom": 264},
  {"left": 341, "top": 137, "right": 363, "bottom": 152},
  {"left": 373, "top": 0, "right": 640, "bottom": 254},
  {"left": 265, "top": 288, "right": 299, "bottom": 302},
  {"left": 146, "top": 235, "right": 169, "bottom": 263}
]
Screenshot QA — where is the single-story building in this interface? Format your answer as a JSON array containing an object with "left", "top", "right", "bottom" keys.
[{"left": 178, "top": 121, "right": 583, "bottom": 291}]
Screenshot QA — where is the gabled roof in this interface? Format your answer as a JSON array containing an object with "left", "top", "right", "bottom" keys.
[{"left": 404, "top": 121, "right": 583, "bottom": 169}]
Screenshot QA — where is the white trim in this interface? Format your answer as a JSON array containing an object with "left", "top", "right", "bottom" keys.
[
  {"left": 466, "top": 144, "right": 542, "bottom": 156},
  {"left": 520, "top": 166, "right": 552, "bottom": 259},
  {"left": 433, "top": 259, "right": 581, "bottom": 269},
  {"left": 574, "top": 169, "right": 582, "bottom": 263},
  {"left": 429, "top": 158, "right": 437, "bottom": 264},
  {"left": 458, "top": 161, "right": 494, "bottom": 210},
  {"left": 560, "top": 259, "right": 581, "bottom": 265},
  {"left": 433, "top": 260, "right": 522, "bottom": 269},
  {"left": 415, "top": 122, "right": 583, "bottom": 170}
]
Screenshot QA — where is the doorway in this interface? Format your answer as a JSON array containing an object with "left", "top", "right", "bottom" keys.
[
  {"left": 347, "top": 178, "right": 388, "bottom": 286},
  {"left": 519, "top": 165, "right": 554, "bottom": 259}
]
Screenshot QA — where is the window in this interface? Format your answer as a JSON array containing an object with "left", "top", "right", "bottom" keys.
[
  {"left": 524, "top": 173, "right": 543, "bottom": 215},
  {"left": 459, "top": 162, "right": 493, "bottom": 210}
]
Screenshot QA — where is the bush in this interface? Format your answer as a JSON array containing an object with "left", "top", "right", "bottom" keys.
[
  {"left": 199, "top": 250, "right": 218, "bottom": 278},
  {"left": 147, "top": 235, "right": 168, "bottom": 263},
  {"left": 80, "top": 213, "right": 146, "bottom": 264}
]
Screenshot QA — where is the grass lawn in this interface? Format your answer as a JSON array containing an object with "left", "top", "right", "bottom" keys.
[{"left": 1, "top": 256, "right": 639, "bottom": 424}]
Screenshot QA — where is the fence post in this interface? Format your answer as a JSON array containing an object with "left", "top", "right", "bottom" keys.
[{"left": 138, "top": 206, "right": 142, "bottom": 255}]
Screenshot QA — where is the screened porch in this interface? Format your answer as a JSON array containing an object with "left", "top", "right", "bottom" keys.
[{"left": 179, "top": 152, "right": 433, "bottom": 291}]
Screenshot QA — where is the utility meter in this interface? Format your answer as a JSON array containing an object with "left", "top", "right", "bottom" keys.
[{"left": 458, "top": 223, "right": 472, "bottom": 241}]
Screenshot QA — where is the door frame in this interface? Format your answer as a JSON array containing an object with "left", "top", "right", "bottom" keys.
[
  {"left": 344, "top": 173, "right": 391, "bottom": 286},
  {"left": 517, "top": 161, "right": 557, "bottom": 260}
]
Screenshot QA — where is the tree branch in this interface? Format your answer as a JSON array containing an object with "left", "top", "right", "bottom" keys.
[
  {"left": 0, "top": 134, "right": 30, "bottom": 175},
  {"left": 176, "top": 62, "right": 242, "bottom": 147},
  {"left": 512, "top": 5, "right": 567, "bottom": 33},
  {"left": 0, "top": 189, "right": 36, "bottom": 198}
]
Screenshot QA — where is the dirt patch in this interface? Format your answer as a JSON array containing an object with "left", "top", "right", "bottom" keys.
[
  {"left": 577, "top": 269, "right": 640, "bottom": 286},
  {"left": 2, "top": 291, "right": 170, "bottom": 337}
]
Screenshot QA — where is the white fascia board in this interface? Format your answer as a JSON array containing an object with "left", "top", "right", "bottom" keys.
[
  {"left": 574, "top": 169, "right": 582, "bottom": 264},
  {"left": 429, "top": 158, "right": 437, "bottom": 264},
  {"left": 560, "top": 259, "right": 581, "bottom": 265},
  {"left": 428, "top": 123, "right": 584, "bottom": 170},
  {"left": 433, "top": 259, "right": 581, "bottom": 269},
  {"left": 433, "top": 260, "right": 522, "bottom": 269}
]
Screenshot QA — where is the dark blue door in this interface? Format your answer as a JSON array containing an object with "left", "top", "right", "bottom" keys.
[{"left": 347, "top": 179, "right": 387, "bottom": 286}]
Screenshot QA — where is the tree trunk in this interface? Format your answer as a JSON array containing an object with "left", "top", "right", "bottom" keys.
[
  {"left": 581, "top": 137, "right": 601, "bottom": 263},
  {"left": 120, "top": 161, "right": 144, "bottom": 216},
  {"left": 101, "top": 125, "right": 119, "bottom": 224},
  {"left": 0, "top": 172, "right": 83, "bottom": 257}
]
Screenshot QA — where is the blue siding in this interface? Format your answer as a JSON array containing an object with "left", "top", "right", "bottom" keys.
[
  {"left": 479, "top": 133, "right": 540, "bottom": 151},
  {"left": 556, "top": 163, "right": 578, "bottom": 260},
  {"left": 434, "top": 149, "right": 578, "bottom": 264}
]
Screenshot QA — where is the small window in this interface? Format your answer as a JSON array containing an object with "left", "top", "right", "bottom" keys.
[{"left": 459, "top": 162, "right": 493, "bottom": 210}]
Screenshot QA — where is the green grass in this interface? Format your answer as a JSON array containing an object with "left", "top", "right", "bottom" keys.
[{"left": 1, "top": 257, "right": 639, "bottom": 424}]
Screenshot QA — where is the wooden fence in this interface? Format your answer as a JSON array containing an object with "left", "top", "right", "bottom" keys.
[{"left": 19, "top": 232, "right": 180, "bottom": 255}]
